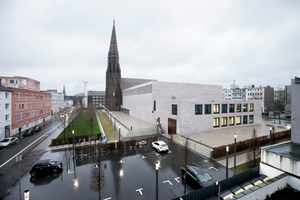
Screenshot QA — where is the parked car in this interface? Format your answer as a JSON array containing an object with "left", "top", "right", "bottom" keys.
[
  {"left": 136, "top": 140, "right": 147, "bottom": 146},
  {"left": 30, "top": 159, "right": 63, "bottom": 177},
  {"left": 181, "top": 163, "right": 216, "bottom": 188},
  {"left": 0, "top": 137, "right": 18, "bottom": 147},
  {"left": 151, "top": 141, "right": 169, "bottom": 152},
  {"left": 23, "top": 129, "right": 35, "bottom": 137},
  {"left": 35, "top": 126, "right": 42, "bottom": 132}
]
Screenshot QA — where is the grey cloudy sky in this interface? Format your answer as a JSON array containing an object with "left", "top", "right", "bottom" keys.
[{"left": 0, "top": 0, "right": 299, "bottom": 95}]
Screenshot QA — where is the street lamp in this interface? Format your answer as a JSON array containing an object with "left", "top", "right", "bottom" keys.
[
  {"left": 269, "top": 127, "right": 272, "bottom": 145},
  {"left": 155, "top": 161, "right": 160, "bottom": 200},
  {"left": 72, "top": 130, "right": 75, "bottom": 158},
  {"left": 118, "top": 125, "right": 121, "bottom": 150},
  {"left": 226, "top": 145, "right": 229, "bottom": 179},
  {"left": 234, "top": 133, "right": 236, "bottom": 168},
  {"left": 24, "top": 188, "right": 29, "bottom": 200}
]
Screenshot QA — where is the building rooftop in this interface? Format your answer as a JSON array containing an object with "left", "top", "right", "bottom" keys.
[
  {"left": 88, "top": 91, "right": 105, "bottom": 96},
  {"left": 261, "top": 141, "right": 300, "bottom": 162},
  {"left": 121, "top": 78, "right": 156, "bottom": 90}
]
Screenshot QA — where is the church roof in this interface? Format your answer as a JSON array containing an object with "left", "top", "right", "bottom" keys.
[{"left": 121, "top": 78, "right": 156, "bottom": 90}]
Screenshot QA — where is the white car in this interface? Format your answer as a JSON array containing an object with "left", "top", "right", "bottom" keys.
[
  {"left": 0, "top": 137, "right": 18, "bottom": 147},
  {"left": 151, "top": 141, "right": 169, "bottom": 152}
]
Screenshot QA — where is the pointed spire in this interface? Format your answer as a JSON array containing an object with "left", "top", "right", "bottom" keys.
[{"left": 109, "top": 20, "right": 118, "bottom": 56}]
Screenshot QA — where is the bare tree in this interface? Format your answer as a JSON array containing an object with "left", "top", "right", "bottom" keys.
[
  {"left": 86, "top": 104, "right": 97, "bottom": 137},
  {"left": 181, "top": 136, "right": 190, "bottom": 195},
  {"left": 247, "top": 128, "right": 261, "bottom": 168},
  {"left": 90, "top": 154, "right": 106, "bottom": 200},
  {"left": 53, "top": 108, "right": 69, "bottom": 141}
]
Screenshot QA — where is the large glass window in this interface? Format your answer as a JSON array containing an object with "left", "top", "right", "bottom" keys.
[
  {"left": 243, "top": 115, "right": 248, "bottom": 124},
  {"left": 195, "top": 105, "right": 202, "bottom": 115},
  {"left": 213, "top": 104, "right": 220, "bottom": 114},
  {"left": 249, "top": 115, "right": 254, "bottom": 123},
  {"left": 236, "top": 116, "right": 241, "bottom": 125},
  {"left": 229, "top": 104, "right": 235, "bottom": 113},
  {"left": 205, "top": 105, "right": 211, "bottom": 114},
  {"left": 243, "top": 104, "right": 248, "bottom": 112},
  {"left": 229, "top": 116, "right": 234, "bottom": 126},
  {"left": 236, "top": 104, "right": 241, "bottom": 112},
  {"left": 222, "top": 104, "right": 227, "bottom": 113},
  {"left": 222, "top": 117, "right": 227, "bottom": 126},
  {"left": 172, "top": 104, "right": 177, "bottom": 115},
  {"left": 249, "top": 103, "right": 254, "bottom": 112},
  {"left": 213, "top": 118, "right": 220, "bottom": 127}
]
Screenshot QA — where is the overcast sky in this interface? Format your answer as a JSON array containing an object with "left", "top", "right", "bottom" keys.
[{"left": 0, "top": 0, "right": 299, "bottom": 95}]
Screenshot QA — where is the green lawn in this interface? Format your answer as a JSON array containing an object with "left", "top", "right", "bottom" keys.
[
  {"left": 97, "top": 110, "right": 119, "bottom": 141},
  {"left": 56, "top": 111, "right": 100, "bottom": 139},
  {"left": 231, "top": 158, "right": 261, "bottom": 173}
]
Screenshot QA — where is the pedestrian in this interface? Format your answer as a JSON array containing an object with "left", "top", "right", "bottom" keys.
[{"left": 18, "top": 127, "right": 21, "bottom": 139}]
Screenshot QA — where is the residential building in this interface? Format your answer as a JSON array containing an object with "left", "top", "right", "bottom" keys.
[
  {"left": 88, "top": 91, "right": 105, "bottom": 109},
  {"left": 10, "top": 88, "right": 52, "bottom": 135},
  {"left": 223, "top": 80, "right": 246, "bottom": 100},
  {"left": 245, "top": 85, "right": 274, "bottom": 112},
  {"left": 122, "top": 81, "right": 261, "bottom": 135},
  {"left": 0, "top": 76, "right": 40, "bottom": 91},
  {"left": 0, "top": 80, "right": 12, "bottom": 140}
]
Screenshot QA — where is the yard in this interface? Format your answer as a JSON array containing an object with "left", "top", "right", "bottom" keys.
[{"left": 97, "top": 110, "right": 119, "bottom": 141}]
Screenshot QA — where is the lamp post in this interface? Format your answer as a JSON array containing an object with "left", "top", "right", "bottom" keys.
[
  {"left": 216, "top": 181, "right": 221, "bottom": 200},
  {"left": 234, "top": 133, "right": 236, "bottom": 168},
  {"left": 226, "top": 145, "right": 229, "bottom": 179},
  {"left": 269, "top": 127, "right": 272, "bottom": 145},
  {"left": 72, "top": 130, "right": 75, "bottom": 158},
  {"left": 118, "top": 125, "right": 121, "bottom": 150},
  {"left": 155, "top": 161, "right": 160, "bottom": 200},
  {"left": 24, "top": 188, "right": 29, "bottom": 200}
]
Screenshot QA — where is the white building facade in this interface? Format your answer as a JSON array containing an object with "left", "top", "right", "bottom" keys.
[
  {"left": 0, "top": 84, "right": 12, "bottom": 140},
  {"left": 122, "top": 81, "right": 262, "bottom": 135},
  {"left": 42, "top": 89, "right": 65, "bottom": 114}
]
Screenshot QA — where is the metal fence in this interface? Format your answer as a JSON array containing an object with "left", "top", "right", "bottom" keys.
[{"left": 172, "top": 166, "right": 260, "bottom": 200}]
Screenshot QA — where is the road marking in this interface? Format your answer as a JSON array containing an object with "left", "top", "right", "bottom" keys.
[
  {"left": 209, "top": 167, "right": 218, "bottom": 171},
  {"left": 168, "top": 150, "right": 172, "bottom": 154},
  {"left": 163, "top": 180, "right": 173, "bottom": 185},
  {"left": 142, "top": 155, "right": 147, "bottom": 159},
  {"left": 67, "top": 170, "right": 74, "bottom": 174},
  {"left": 136, "top": 188, "right": 143, "bottom": 195},
  {"left": 0, "top": 126, "right": 58, "bottom": 169},
  {"left": 156, "top": 153, "right": 160, "bottom": 156},
  {"left": 175, "top": 177, "right": 181, "bottom": 183},
  {"left": 119, "top": 160, "right": 125, "bottom": 163},
  {"left": 104, "top": 197, "right": 111, "bottom": 200}
]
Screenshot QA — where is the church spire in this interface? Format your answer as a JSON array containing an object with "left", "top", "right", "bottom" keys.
[{"left": 108, "top": 20, "right": 118, "bottom": 56}]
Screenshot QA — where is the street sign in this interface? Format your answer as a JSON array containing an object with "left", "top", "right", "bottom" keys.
[{"left": 16, "top": 155, "right": 22, "bottom": 163}]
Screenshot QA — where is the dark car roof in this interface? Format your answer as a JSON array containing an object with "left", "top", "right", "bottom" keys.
[
  {"left": 188, "top": 164, "right": 205, "bottom": 175},
  {"left": 36, "top": 159, "right": 51, "bottom": 164}
]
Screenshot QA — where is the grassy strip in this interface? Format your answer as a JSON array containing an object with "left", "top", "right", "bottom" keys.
[
  {"left": 97, "top": 110, "right": 119, "bottom": 141},
  {"left": 56, "top": 111, "right": 100, "bottom": 139},
  {"left": 231, "top": 158, "right": 261, "bottom": 173}
]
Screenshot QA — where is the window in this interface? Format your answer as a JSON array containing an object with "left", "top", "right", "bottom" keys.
[
  {"left": 195, "top": 105, "right": 202, "bottom": 115},
  {"left": 15, "top": 114, "right": 17, "bottom": 122},
  {"left": 236, "top": 104, "right": 241, "bottom": 112},
  {"left": 229, "top": 117, "right": 234, "bottom": 126},
  {"left": 15, "top": 92, "right": 17, "bottom": 100},
  {"left": 236, "top": 116, "right": 241, "bottom": 125},
  {"left": 5, "top": 103, "right": 9, "bottom": 110},
  {"left": 229, "top": 104, "right": 235, "bottom": 113},
  {"left": 249, "top": 103, "right": 254, "bottom": 112},
  {"left": 222, "top": 117, "right": 227, "bottom": 127},
  {"left": 243, "top": 104, "right": 248, "bottom": 112},
  {"left": 222, "top": 104, "right": 227, "bottom": 113},
  {"left": 213, "top": 104, "right": 220, "bottom": 114},
  {"left": 5, "top": 114, "right": 9, "bottom": 121},
  {"left": 243, "top": 115, "right": 248, "bottom": 124},
  {"left": 213, "top": 118, "right": 220, "bottom": 127},
  {"left": 154, "top": 101, "right": 156, "bottom": 111},
  {"left": 32, "top": 111, "right": 34, "bottom": 117},
  {"left": 172, "top": 104, "right": 177, "bottom": 115},
  {"left": 20, "top": 113, "right": 23, "bottom": 120},
  {"left": 5, "top": 92, "right": 9, "bottom": 99},
  {"left": 15, "top": 103, "right": 17, "bottom": 111},
  {"left": 205, "top": 105, "right": 211, "bottom": 114},
  {"left": 249, "top": 115, "right": 254, "bottom": 123},
  {"left": 22, "top": 104, "right": 24, "bottom": 110}
]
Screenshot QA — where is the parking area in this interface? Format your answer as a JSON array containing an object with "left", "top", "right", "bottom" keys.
[{"left": 2, "top": 137, "right": 234, "bottom": 200}]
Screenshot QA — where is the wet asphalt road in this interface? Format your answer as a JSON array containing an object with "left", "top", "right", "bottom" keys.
[{"left": 1, "top": 136, "right": 234, "bottom": 200}]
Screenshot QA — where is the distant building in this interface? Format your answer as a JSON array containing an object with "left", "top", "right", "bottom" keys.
[
  {"left": 245, "top": 85, "right": 274, "bottom": 112},
  {"left": 74, "top": 81, "right": 88, "bottom": 108},
  {"left": 42, "top": 89, "right": 65, "bottom": 114},
  {"left": 0, "top": 79, "right": 12, "bottom": 140},
  {"left": 223, "top": 80, "right": 246, "bottom": 100},
  {"left": 0, "top": 76, "right": 40, "bottom": 91},
  {"left": 88, "top": 91, "right": 105, "bottom": 109},
  {"left": 285, "top": 85, "right": 291, "bottom": 115}
]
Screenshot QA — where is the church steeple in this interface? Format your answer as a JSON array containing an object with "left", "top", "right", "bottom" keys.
[{"left": 105, "top": 20, "right": 122, "bottom": 111}]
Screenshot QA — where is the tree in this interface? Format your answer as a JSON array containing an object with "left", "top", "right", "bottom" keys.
[
  {"left": 247, "top": 128, "right": 261, "bottom": 168},
  {"left": 90, "top": 153, "right": 106, "bottom": 200},
  {"left": 53, "top": 108, "right": 69, "bottom": 141},
  {"left": 181, "top": 136, "right": 190, "bottom": 195},
  {"left": 86, "top": 104, "right": 98, "bottom": 137}
]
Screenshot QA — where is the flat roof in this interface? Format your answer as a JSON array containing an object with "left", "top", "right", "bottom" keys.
[{"left": 261, "top": 141, "right": 300, "bottom": 161}]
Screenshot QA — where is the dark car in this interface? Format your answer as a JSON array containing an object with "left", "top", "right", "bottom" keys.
[
  {"left": 30, "top": 170, "right": 63, "bottom": 186},
  {"left": 35, "top": 126, "right": 42, "bottom": 132},
  {"left": 181, "top": 163, "right": 215, "bottom": 188},
  {"left": 30, "top": 159, "right": 63, "bottom": 177},
  {"left": 23, "top": 129, "right": 35, "bottom": 137}
]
